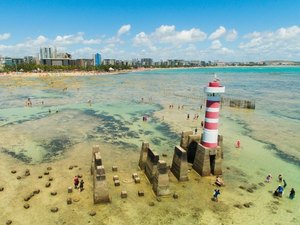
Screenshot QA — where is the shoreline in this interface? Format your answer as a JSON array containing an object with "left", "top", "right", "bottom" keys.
[{"left": 1, "top": 65, "right": 300, "bottom": 78}]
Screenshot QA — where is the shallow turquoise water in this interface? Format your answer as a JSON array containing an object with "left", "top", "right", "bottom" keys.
[{"left": 0, "top": 67, "right": 299, "bottom": 166}]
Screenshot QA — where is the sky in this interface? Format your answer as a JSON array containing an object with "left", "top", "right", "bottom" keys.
[{"left": 0, "top": 0, "right": 300, "bottom": 61}]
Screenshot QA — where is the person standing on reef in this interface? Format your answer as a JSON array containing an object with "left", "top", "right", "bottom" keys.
[
  {"left": 79, "top": 179, "right": 84, "bottom": 192},
  {"left": 289, "top": 188, "right": 295, "bottom": 199},
  {"left": 213, "top": 189, "right": 220, "bottom": 202},
  {"left": 187, "top": 114, "right": 190, "bottom": 120},
  {"left": 195, "top": 128, "right": 198, "bottom": 134},
  {"left": 265, "top": 174, "right": 272, "bottom": 183},
  {"left": 236, "top": 140, "right": 241, "bottom": 148},
  {"left": 74, "top": 176, "right": 79, "bottom": 189}
]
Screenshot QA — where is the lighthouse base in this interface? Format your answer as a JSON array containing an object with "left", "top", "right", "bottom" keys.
[{"left": 192, "top": 143, "right": 222, "bottom": 176}]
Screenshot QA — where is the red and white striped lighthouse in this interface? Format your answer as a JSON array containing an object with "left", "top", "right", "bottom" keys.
[{"left": 201, "top": 79, "right": 225, "bottom": 148}]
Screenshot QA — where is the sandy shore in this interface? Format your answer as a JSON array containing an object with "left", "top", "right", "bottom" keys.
[{"left": 0, "top": 68, "right": 153, "bottom": 78}]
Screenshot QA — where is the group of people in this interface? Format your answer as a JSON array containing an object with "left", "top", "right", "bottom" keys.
[
  {"left": 74, "top": 176, "right": 84, "bottom": 192},
  {"left": 266, "top": 174, "right": 296, "bottom": 199}
]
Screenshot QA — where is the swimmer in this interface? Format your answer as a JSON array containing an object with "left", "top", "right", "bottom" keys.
[{"left": 289, "top": 188, "right": 295, "bottom": 199}]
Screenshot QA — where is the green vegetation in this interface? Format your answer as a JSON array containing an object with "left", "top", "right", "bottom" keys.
[{"left": 2, "top": 63, "right": 131, "bottom": 73}]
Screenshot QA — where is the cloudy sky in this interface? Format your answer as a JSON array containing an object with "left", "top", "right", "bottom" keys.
[{"left": 0, "top": 0, "right": 300, "bottom": 61}]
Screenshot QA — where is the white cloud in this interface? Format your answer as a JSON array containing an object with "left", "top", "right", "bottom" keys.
[
  {"left": 118, "top": 24, "right": 131, "bottom": 36},
  {"left": 0, "top": 33, "right": 11, "bottom": 41},
  {"left": 209, "top": 26, "right": 226, "bottom": 40},
  {"left": 133, "top": 25, "right": 206, "bottom": 48},
  {"left": 211, "top": 40, "right": 222, "bottom": 49},
  {"left": 54, "top": 32, "right": 101, "bottom": 45},
  {"left": 226, "top": 29, "right": 238, "bottom": 41}
]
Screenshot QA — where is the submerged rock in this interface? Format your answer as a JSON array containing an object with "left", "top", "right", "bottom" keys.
[
  {"left": 89, "top": 211, "right": 96, "bottom": 216},
  {"left": 50, "top": 207, "right": 59, "bottom": 213},
  {"left": 0, "top": 187, "right": 4, "bottom": 191},
  {"left": 24, "top": 203, "right": 30, "bottom": 209},
  {"left": 11, "top": 170, "right": 17, "bottom": 174},
  {"left": 6, "top": 220, "right": 12, "bottom": 225},
  {"left": 148, "top": 202, "right": 155, "bottom": 207}
]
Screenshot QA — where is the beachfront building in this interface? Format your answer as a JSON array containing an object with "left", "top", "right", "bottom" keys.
[
  {"left": 24, "top": 56, "right": 36, "bottom": 64},
  {"left": 102, "top": 59, "right": 116, "bottom": 66},
  {"left": 141, "top": 58, "right": 153, "bottom": 67},
  {"left": 39, "top": 47, "right": 57, "bottom": 60},
  {"left": 75, "top": 59, "right": 94, "bottom": 67},
  {"left": 94, "top": 53, "right": 101, "bottom": 66}
]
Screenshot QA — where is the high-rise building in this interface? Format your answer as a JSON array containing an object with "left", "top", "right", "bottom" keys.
[
  {"left": 39, "top": 47, "right": 57, "bottom": 60},
  {"left": 94, "top": 53, "right": 101, "bottom": 66}
]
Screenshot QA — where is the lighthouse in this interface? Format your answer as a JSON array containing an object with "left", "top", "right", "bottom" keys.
[
  {"left": 186, "top": 78, "right": 225, "bottom": 176},
  {"left": 201, "top": 80, "right": 225, "bottom": 148}
]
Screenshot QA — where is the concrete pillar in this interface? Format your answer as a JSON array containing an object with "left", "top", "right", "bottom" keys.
[
  {"left": 152, "top": 160, "right": 170, "bottom": 196},
  {"left": 180, "top": 131, "right": 193, "bottom": 149},
  {"left": 170, "top": 146, "right": 188, "bottom": 181},
  {"left": 139, "top": 142, "right": 149, "bottom": 170}
]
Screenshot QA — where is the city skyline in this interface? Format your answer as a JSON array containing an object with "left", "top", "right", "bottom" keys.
[{"left": 0, "top": 0, "right": 300, "bottom": 61}]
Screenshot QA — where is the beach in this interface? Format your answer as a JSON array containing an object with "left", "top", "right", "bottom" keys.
[{"left": 0, "top": 67, "right": 299, "bottom": 225}]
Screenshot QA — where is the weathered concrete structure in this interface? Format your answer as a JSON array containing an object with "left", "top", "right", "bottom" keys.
[
  {"left": 180, "top": 132, "right": 223, "bottom": 176},
  {"left": 144, "top": 148, "right": 159, "bottom": 183},
  {"left": 138, "top": 142, "right": 149, "bottom": 170},
  {"left": 152, "top": 160, "right": 170, "bottom": 196},
  {"left": 170, "top": 146, "right": 188, "bottom": 181},
  {"left": 91, "top": 145, "right": 110, "bottom": 204},
  {"left": 139, "top": 143, "right": 170, "bottom": 196}
]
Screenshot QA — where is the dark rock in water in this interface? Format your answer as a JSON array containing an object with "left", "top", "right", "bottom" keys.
[
  {"left": 6, "top": 220, "right": 12, "bottom": 225},
  {"left": 38, "top": 175, "right": 43, "bottom": 179},
  {"left": 239, "top": 186, "right": 246, "bottom": 190},
  {"left": 50, "top": 191, "right": 57, "bottom": 196},
  {"left": 47, "top": 167, "right": 52, "bottom": 171},
  {"left": 45, "top": 182, "right": 51, "bottom": 188},
  {"left": 25, "top": 169, "right": 30, "bottom": 176},
  {"left": 156, "top": 197, "right": 161, "bottom": 202},
  {"left": 0, "top": 187, "right": 4, "bottom": 191},
  {"left": 11, "top": 170, "right": 17, "bottom": 174},
  {"left": 234, "top": 204, "right": 243, "bottom": 209},
  {"left": 50, "top": 207, "right": 59, "bottom": 213},
  {"left": 246, "top": 188, "right": 254, "bottom": 193},
  {"left": 24, "top": 196, "right": 31, "bottom": 201},
  {"left": 24, "top": 203, "right": 30, "bottom": 209},
  {"left": 89, "top": 211, "right": 96, "bottom": 216},
  {"left": 148, "top": 202, "right": 155, "bottom": 206},
  {"left": 286, "top": 210, "right": 293, "bottom": 213},
  {"left": 162, "top": 153, "right": 168, "bottom": 157},
  {"left": 258, "top": 182, "right": 265, "bottom": 187},
  {"left": 33, "top": 189, "right": 40, "bottom": 194},
  {"left": 173, "top": 193, "right": 179, "bottom": 199},
  {"left": 77, "top": 174, "right": 83, "bottom": 178},
  {"left": 48, "top": 177, "right": 54, "bottom": 181},
  {"left": 243, "top": 203, "right": 251, "bottom": 208},
  {"left": 44, "top": 171, "right": 49, "bottom": 175},
  {"left": 69, "top": 166, "right": 73, "bottom": 170},
  {"left": 17, "top": 176, "right": 22, "bottom": 180},
  {"left": 67, "top": 198, "right": 72, "bottom": 205},
  {"left": 73, "top": 198, "right": 80, "bottom": 202}
]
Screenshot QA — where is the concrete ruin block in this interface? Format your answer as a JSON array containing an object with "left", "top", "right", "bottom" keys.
[
  {"left": 113, "top": 175, "right": 119, "bottom": 181},
  {"left": 68, "top": 187, "right": 73, "bottom": 193},
  {"left": 94, "top": 152, "right": 102, "bottom": 166},
  {"left": 138, "top": 190, "right": 144, "bottom": 196},
  {"left": 92, "top": 145, "right": 100, "bottom": 154},
  {"left": 180, "top": 131, "right": 194, "bottom": 149},
  {"left": 187, "top": 134, "right": 201, "bottom": 146},
  {"left": 112, "top": 166, "right": 118, "bottom": 172},
  {"left": 93, "top": 179, "right": 110, "bottom": 204},
  {"left": 193, "top": 143, "right": 222, "bottom": 176},
  {"left": 96, "top": 166, "right": 105, "bottom": 176},
  {"left": 139, "top": 142, "right": 149, "bottom": 170},
  {"left": 132, "top": 173, "right": 138, "bottom": 179},
  {"left": 121, "top": 190, "right": 127, "bottom": 198},
  {"left": 134, "top": 177, "right": 141, "bottom": 183},
  {"left": 152, "top": 160, "right": 170, "bottom": 196},
  {"left": 114, "top": 180, "right": 120, "bottom": 186},
  {"left": 144, "top": 148, "right": 159, "bottom": 183},
  {"left": 171, "top": 146, "right": 189, "bottom": 181},
  {"left": 96, "top": 174, "right": 106, "bottom": 181}
]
